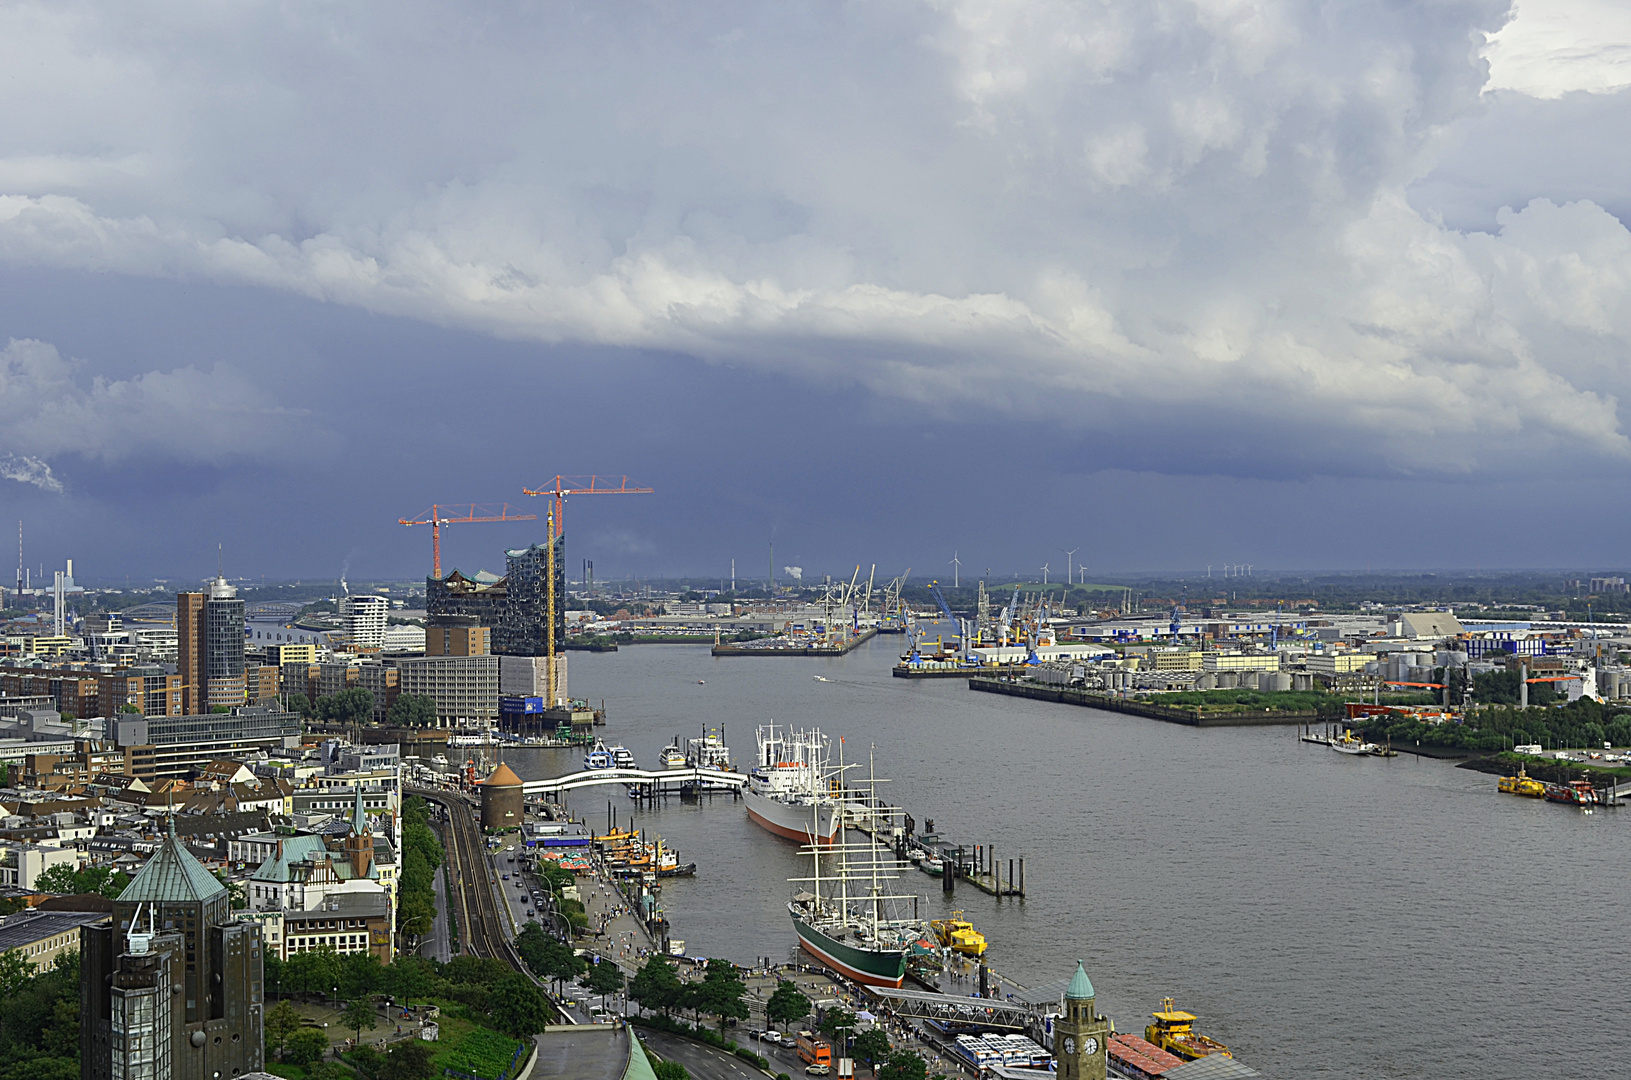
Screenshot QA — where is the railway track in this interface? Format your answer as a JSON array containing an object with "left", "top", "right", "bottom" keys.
[{"left": 411, "top": 787, "right": 524, "bottom": 967}]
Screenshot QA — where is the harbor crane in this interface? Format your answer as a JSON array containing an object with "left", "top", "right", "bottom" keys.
[
  {"left": 521, "top": 474, "right": 654, "bottom": 706},
  {"left": 399, "top": 503, "right": 537, "bottom": 579}
]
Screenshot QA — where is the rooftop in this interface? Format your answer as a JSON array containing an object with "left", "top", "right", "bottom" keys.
[{"left": 117, "top": 818, "right": 227, "bottom": 904}]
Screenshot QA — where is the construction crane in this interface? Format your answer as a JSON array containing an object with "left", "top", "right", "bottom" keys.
[
  {"left": 522, "top": 474, "right": 654, "bottom": 706},
  {"left": 399, "top": 503, "right": 537, "bottom": 579}
]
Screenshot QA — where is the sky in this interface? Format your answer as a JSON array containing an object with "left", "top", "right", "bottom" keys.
[{"left": 4, "top": 0, "right": 1631, "bottom": 585}]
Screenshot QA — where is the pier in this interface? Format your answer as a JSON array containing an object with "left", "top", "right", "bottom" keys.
[
  {"left": 969, "top": 675, "right": 1320, "bottom": 727},
  {"left": 893, "top": 663, "right": 1029, "bottom": 680}
]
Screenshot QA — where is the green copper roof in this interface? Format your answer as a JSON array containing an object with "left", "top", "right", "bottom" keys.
[
  {"left": 118, "top": 817, "right": 228, "bottom": 904},
  {"left": 1066, "top": 960, "right": 1094, "bottom": 1000}
]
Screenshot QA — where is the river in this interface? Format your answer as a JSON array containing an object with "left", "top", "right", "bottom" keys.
[{"left": 489, "top": 636, "right": 1628, "bottom": 1079}]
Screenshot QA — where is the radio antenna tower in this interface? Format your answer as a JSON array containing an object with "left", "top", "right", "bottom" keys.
[{"left": 15, "top": 521, "right": 21, "bottom": 597}]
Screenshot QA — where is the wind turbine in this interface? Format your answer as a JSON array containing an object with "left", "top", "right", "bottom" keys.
[
  {"left": 1041, "top": 562, "right": 1050, "bottom": 585},
  {"left": 949, "top": 551, "right": 961, "bottom": 588},
  {"left": 1062, "top": 548, "right": 1078, "bottom": 586}
]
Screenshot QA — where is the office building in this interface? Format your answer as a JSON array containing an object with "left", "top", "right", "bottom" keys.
[
  {"left": 176, "top": 592, "right": 206, "bottom": 715},
  {"left": 426, "top": 616, "right": 490, "bottom": 657},
  {"left": 339, "top": 595, "right": 388, "bottom": 649},
  {"left": 205, "top": 576, "right": 247, "bottom": 709},
  {"left": 394, "top": 654, "right": 499, "bottom": 727},
  {"left": 80, "top": 820, "right": 265, "bottom": 1080},
  {"left": 0, "top": 908, "right": 106, "bottom": 969}
]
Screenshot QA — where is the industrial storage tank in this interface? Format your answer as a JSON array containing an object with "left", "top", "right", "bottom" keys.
[
  {"left": 1260, "top": 672, "right": 1292, "bottom": 692},
  {"left": 1195, "top": 673, "right": 1217, "bottom": 690},
  {"left": 1216, "top": 672, "right": 1239, "bottom": 689}
]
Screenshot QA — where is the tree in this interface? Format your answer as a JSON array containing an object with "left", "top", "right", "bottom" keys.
[
  {"left": 683, "top": 958, "right": 748, "bottom": 1038},
  {"left": 33, "top": 864, "right": 129, "bottom": 898},
  {"left": 343, "top": 997, "right": 379, "bottom": 1046},
  {"left": 387, "top": 694, "right": 439, "bottom": 728},
  {"left": 310, "top": 1063, "right": 354, "bottom": 1080},
  {"left": 877, "top": 1051, "right": 927, "bottom": 1080},
  {"left": 388, "top": 955, "right": 435, "bottom": 1009},
  {"left": 317, "top": 687, "right": 376, "bottom": 726},
  {"left": 582, "top": 959, "right": 624, "bottom": 1010},
  {"left": 285, "top": 946, "right": 344, "bottom": 998},
  {"left": 818, "top": 1009, "right": 857, "bottom": 1045},
  {"left": 285, "top": 1027, "right": 330, "bottom": 1068},
  {"left": 489, "top": 972, "right": 553, "bottom": 1039},
  {"left": 629, "top": 956, "right": 683, "bottom": 1017},
  {"left": 264, "top": 954, "right": 286, "bottom": 998},
  {"left": 265, "top": 999, "right": 303, "bottom": 1060},
  {"left": 0, "top": 951, "right": 34, "bottom": 997},
  {"left": 378, "top": 1039, "right": 439, "bottom": 1080},
  {"left": 852, "top": 1030, "right": 892, "bottom": 1074},
  {"left": 765, "top": 980, "right": 812, "bottom": 1030},
  {"left": 653, "top": 1062, "right": 689, "bottom": 1080}
]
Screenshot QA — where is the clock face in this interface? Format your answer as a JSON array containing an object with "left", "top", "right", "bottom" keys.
[
  {"left": 1083, "top": 1038, "right": 1098, "bottom": 1056},
  {"left": 1063, "top": 1037, "right": 1075, "bottom": 1055}
]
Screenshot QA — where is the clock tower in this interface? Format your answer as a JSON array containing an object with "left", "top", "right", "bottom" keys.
[{"left": 1054, "top": 960, "right": 1111, "bottom": 1080}]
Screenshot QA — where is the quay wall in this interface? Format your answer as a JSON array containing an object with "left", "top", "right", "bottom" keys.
[
  {"left": 712, "top": 628, "right": 877, "bottom": 657},
  {"left": 968, "top": 677, "right": 1317, "bottom": 727}
]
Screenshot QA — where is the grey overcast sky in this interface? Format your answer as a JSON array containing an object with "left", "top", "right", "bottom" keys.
[{"left": 4, "top": 0, "right": 1631, "bottom": 584}]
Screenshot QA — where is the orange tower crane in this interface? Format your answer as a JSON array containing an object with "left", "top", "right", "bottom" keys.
[
  {"left": 522, "top": 475, "right": 654, "bottom": 704},
  {"left": 398, "top": 503, "right": 537, "bottom": 579}
]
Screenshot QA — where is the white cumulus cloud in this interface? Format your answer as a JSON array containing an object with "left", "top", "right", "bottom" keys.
[{"left": 2, "top": 0, "right": 1630, "bottom": 481}]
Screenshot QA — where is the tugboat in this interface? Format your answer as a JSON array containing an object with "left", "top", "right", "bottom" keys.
[
  {"left": 929, "top": 912, "right": 987, "bottom": 957},
  {"left": 1145, "top": 999, "right": 1231, "bottom": 1061},
  {"left": 1498, "top": 767, "right": 1546, "bottom": 797}
]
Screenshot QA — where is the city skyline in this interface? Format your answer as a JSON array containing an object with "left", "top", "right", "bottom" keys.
[{"left": 4, "top": 2, "right": 1631, "bottom": 577}]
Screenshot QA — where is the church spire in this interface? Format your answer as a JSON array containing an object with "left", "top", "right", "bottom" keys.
[{"left": 352, "top": 786, "right": 368, "bottom": 835}]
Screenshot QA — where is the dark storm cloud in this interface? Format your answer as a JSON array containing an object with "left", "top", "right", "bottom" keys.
[{"left": 3, "top": 1, "right": 1631, "bottom": 573}]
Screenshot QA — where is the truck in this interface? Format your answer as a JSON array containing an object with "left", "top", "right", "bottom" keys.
[{"left": 796, "top": 1036, "right": 832, "bottom": 1068}]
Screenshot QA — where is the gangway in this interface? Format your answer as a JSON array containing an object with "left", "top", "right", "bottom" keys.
[
  {"left": 523, "top": 766, "right": 746, "bottom": 798},
  {"left": 867, "top": 987, "right": 1033, "bottom": 1030}
]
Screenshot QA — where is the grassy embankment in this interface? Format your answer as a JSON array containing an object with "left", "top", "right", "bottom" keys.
[{"left": 1149, "top": 689, "right": 1436, "bottom": 716}]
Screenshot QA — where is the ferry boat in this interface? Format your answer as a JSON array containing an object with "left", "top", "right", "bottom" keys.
[
  {"left": 929, "top": 913, "right": 987, "bottom": 957},
  {"left": 584, "top": 740, "right": 637, "bottom": 770},
  {"left": 1498, "top": 767, "right": 1546, "bottom": 797},
  {"left": 1145, "top": 999, "right": 1231, "bottom": 1061},
  {"left": 1544, "top": 779, "right": 1602, "bottom": 806},
  {"left": 745, "top": 725, "right": 844, "bottom": 843},
  {"left": 788, "top": 802, "right": 920, "bottom": 988}
]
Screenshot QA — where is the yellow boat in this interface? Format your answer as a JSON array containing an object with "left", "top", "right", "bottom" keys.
[
  {"left": 929, "top": 912, "right": 987, "bottom": 957},
  {"left": 1498, "top": 767, "right": 1545, "bottom": 797},
  {"left": 1145, "top": 998, "right": 1230, "bottom": 1061}
]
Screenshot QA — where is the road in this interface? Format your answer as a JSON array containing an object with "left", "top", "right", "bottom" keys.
[
  {"left": 637, "top": 1029, "right": 769, "bottom": 1080},
  {"left": 421, "top": 864, "right": 453, "bottom": 963}
]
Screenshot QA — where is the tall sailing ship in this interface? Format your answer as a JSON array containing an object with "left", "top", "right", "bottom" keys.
[
  {"left": 745, "top": 725, "right": 844, "bottom": 843},
  {"left": 787, "top": 763, "right": 926, "bottom": 988}
]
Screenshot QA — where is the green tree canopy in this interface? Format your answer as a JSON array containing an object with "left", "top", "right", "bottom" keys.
[
  {"left": 387, "top": 694, "right": 439, "bottom": 727},
  {"left": 33, "top": 864, "right": 129, "bottom": 898},
  {"left": 316, "top": 687, "right": 376, "bottom": 725},
  {"left": 853, "top": 1029, "right": 892, "bottom": 1073},
  {"left": 653, "top": 1061, "right": 689, "bottom": 1080},
  {"left": 285, "top": 1027, "right": 330, "bottom": 1068},
  {"left": 683, "top": 958, "right": 748, "bottom": 1037},
  {"left": 265, "top": 999, "right": 302, "bottom": 1059},
  {"left": 629, "top": 956, "right": 683, "bottom": 1017},
  {"left": 489, "top": 971, "right": 553, "bottom": 1039},
  {"left": 877, "top": 1051, "right": 927, "bottom": 1080},
  {"left": 582, "top": 959, "right": 624, "bottom": 1001},
  {"left": 378, "top": 1039, "right": 439, "bottom": 1080},
  {"left": 766, "top": 980, "right": 812, "bottom": 1030},
  {"left": 343, "top": 998, "right": 379, "bottom": 1043}
]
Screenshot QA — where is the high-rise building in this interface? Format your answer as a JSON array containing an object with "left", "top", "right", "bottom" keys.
[
  {"left": 339, "top": 594, "right": 389, "bottom": 649},
  {"left": 176, "top": 592, "right": 206, "bottom": 716},
  {"left": 425, "top": 537, "right": 566, "bottom": 656},
  {"left": 205, "top": 576, "right": 246, "bottom": 710},
  {"left": 80, "top": 819, "right": 264, "bottom": 1080}
]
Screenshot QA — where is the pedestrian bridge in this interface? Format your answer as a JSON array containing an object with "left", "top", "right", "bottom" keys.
[
  {"left": 867, "top": 987, "right": 1033, "bottom": 1029},
  {"left": 522, "top": 767, "right": 747, "bottom": 797}
]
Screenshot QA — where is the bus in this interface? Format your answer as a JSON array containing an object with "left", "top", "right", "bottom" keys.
[{"left": 796, "top": 1036, "right": 832, "bottom": 1067}]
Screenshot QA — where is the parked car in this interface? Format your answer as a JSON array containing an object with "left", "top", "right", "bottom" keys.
[
  {"left": 778, "top": 1036, "right": 798, "bottom": 1049},
  {"left": 763, "top": 1031, "right": 783, "bottom": 1044},
  {"left": 805, "top": 1067, "right": 830, "bottom": 1076}
]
